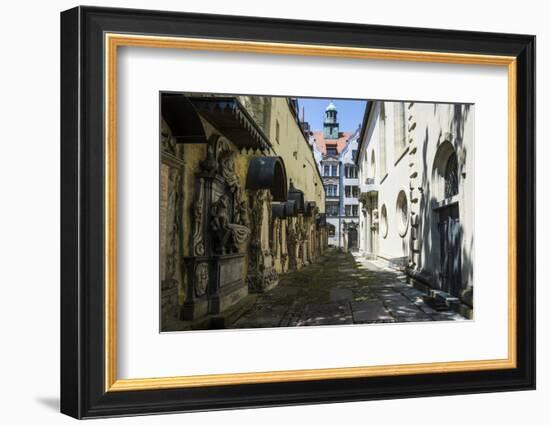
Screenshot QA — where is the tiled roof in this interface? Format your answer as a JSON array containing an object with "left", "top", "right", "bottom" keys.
[{"left": 312, "top": 131, "right": 352, "bottom": 155}]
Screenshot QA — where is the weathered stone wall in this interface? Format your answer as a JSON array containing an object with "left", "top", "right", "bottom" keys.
[
  {"left": 160, "top": 119, "right": 186, "bottom": 318},
  {"left": 236, "top": 95, "right": 328, "bottom": 275},
  {"left": 239, "top": 96, "right": 325, "bottom": 212},
  {"left": 161, "top": 278, "right": 179, "bottom": 325},
  {"left": 269, "top": 98, "right": 326, "bottom": 211},
  {"left": 161, "top": 96, "right": 329, "bottom": 326}
]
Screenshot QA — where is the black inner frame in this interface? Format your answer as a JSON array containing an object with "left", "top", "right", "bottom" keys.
[{"left": 60, "top": 6, "right": 536, "bottom": 419}]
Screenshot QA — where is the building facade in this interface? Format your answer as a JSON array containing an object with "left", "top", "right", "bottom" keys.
[
  {"left": 160, "top": 94, "right": 328, "bottom": 329},
  {"left": 356, "top": 100, "right": 474, "bottom": 309},
  {"left": 339, "top": 130, "right": 361, "bottom": 251},
  {"left": 312, "top": 102, "right": 360, "bottom": 250}
]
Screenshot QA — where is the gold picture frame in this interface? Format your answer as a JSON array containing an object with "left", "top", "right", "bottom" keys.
[{"left": 105, "top": 33, "right": 517, "bottom": 392}]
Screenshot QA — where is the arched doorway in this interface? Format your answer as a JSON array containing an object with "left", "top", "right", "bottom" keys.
[
  {"left": 432, "top": 142, "right": 462, "bottom": 297},
  {"left": 348, "top": 227, "right": 358, "bottom": 251}
]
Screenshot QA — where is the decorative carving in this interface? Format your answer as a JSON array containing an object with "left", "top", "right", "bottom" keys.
[
  {"left": 248, "top": 190, "right": 270, "bottom": 251},
  {"left": 235, "top": 199, "right": 251, "bottom": 228},
  {"left": 247, "top": 189, "right": 278, "bottom": 292},
  {"left": 160, "top": 118, "right": 176, "bottom": 155},
  {"left": 271, "top": 218, "right": 280, "bottom": 255},
  {"left": 199, "top": 135, "right": 240, "bottom": 188},
  {"left": 194, "top": 263, "right": 209, "bottom": 297},
  {"left": 210, "top": 194, "right": 250, "bottom": 254},
  {"left": 191, "top": 134, "right": 254, "bottom": 259},
  {"left": 279, "top": 217, "right": 288, "bottom": 271},
  {"left": 287, "top": 218, "right": 299, "bottom": 270},
  {"left": 165, "top": 169, "right": 182, "bottom": 279},
  {"left": 200, "top": 141, "right": 217, "bottom": 174},
  {"left": 220, "top": 150, "right": 240, "bottom": 193},
  {"left": 287, "top": 218, "right": 297, "bottom": 244},
  {"left": 192, "top": 178, "right": 205, "bottom": 256}
]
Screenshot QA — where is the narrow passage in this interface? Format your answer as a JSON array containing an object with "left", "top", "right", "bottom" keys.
[{"left": 228, "top": 249, "right": 466, "bottom": 329}]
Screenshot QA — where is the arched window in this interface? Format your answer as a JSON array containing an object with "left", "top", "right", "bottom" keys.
[
  {"left": 444, "top": 152, "right": 459, "bottom": 198},
  {"left": 432, "top": 141, "right": 459, "bottom": 202}
]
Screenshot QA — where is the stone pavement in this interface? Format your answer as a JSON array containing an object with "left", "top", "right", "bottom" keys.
[{"left": 227, "top": 249, "right": 466, "bottom": 329}]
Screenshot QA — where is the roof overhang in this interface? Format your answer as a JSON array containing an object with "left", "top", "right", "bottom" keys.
[
  {"left": 161, "top": 94, "right": 208, "bottom": 143},
  {"left": 189, "top": 97, "right": 271, "bottom": 152}
]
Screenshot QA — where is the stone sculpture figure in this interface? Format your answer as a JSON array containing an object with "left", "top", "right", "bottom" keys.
[
  {"left": 192, "top": 179, "right": 205, "bottom": 256},
  {"left": 210, "top": 194, "right": 250, "bottom": 254},
  {"left": 236, "top": 199, "right": 251, "bottom": 228},
  {"left": 194, "top": 263, "right": 209, "bottom": 297},
  {"left": 287, "top": 218, "right": 299, "bottom": 270},
  {"left": 220, "top": 151, "right": 240, "bottom": 193},
  {"left": 160, "top": 119, "right": 176, "bottom": 155},
  {"left": 200, "top": 143, "right": 217, "bottom": 174}
]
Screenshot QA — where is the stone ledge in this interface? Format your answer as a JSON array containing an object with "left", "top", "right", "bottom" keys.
[
  {"left": 406, "top": 269, "right": 473, "bottom": 319},
  {"left": 162, "top": 294, "right": 258, "bottom": 332}
]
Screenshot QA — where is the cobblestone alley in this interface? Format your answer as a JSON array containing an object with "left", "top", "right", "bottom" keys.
[{"left": 228, "top": 249, "right": 466, "bottom": 329}]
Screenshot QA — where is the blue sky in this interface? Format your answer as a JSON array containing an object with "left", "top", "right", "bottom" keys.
[{"left": 296, "top": 98, "right": 367, "bottom": 133}]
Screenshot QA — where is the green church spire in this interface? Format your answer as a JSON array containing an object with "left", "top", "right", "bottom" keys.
[{"left": 323, "top": 101, "right": 339, "bottom": 139}]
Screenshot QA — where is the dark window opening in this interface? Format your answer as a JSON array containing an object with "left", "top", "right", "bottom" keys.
[{"left": 444, "top": 152, "right": 459, "bottom": 198}]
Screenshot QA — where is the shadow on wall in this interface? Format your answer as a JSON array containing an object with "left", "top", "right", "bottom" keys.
[
  {"left": 418, "top": 104, "right": 473, "bottom": 305},
  {"left": 401, "top": 233, "right": 408, "bottom": 257}
]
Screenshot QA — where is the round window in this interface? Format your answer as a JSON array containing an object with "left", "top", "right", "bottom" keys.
[
  {"left": 396, "top": 190, "right": 409, "bottom": 237},
  {"left": 380, "top": 204, "right": 388, "bottom": 238}
]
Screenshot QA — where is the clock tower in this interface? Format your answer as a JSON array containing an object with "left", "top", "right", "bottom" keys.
[{"left": 323, "top": 101, "right": 339, "bottom": 139}]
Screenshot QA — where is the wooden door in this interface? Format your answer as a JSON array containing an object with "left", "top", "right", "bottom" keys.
[{"left": 438, "top": 204, "right": 462, "bottom": 297}]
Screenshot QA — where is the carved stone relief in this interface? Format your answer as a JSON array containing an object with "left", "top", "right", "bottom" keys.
[
  {"left": 211, "top": 193, "right": 250, "bottom": 255},
  {"left": 161, "top": 118, "right": 177, "bottom": 155},
  {"left": 192, "top": 178, "right": 205, "bottom": 256},
  {"left": 160, "top": 118, "right": 184, "bottom": 325},
  {"left": 247, "top": 189, "right": 278, "bottom": 292},
  {"left": 194, "top": 263, "right": 209, "bottom": 297},
  {"left": 166, "top": 168, "right": 182, "bottom": 280},
  {"left": 287, "top": 217, "right": 299, "bottom": 271},
  {"left": 184, "top": 134, "right": 251, "bottom": 321},
  {"left": 280, "top": 219, "right": 288, "bottom": 272}
]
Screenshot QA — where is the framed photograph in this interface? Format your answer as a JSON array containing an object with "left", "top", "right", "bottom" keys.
[{"left": 60, "top": 6, "right": 535, "bottom": 419}]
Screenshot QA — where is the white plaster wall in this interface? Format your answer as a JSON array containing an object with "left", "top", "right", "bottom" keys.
[
  {"left": 372, "top": 102, "right": 411, "bottom": 262},
  {"left": 413, "top": 102, "right": 475, "bottom": 288},
  {"left": 357, "top": 104, "right": 381, "bottom": 253},
  {"left": 358, "top": 101, "right": 474, "bottom": 278}
]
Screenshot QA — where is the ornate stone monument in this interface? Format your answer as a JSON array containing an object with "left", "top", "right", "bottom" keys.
[
  {"left": 247, "top": 189, "right": 279, "bottom": 292},
  {"left": 182, "top": 135, "right": 251, "bottom": 320}
]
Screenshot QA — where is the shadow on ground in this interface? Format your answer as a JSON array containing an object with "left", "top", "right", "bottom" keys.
[{"left": 227, "top": 249, "right": 466, "bottom": 329}]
